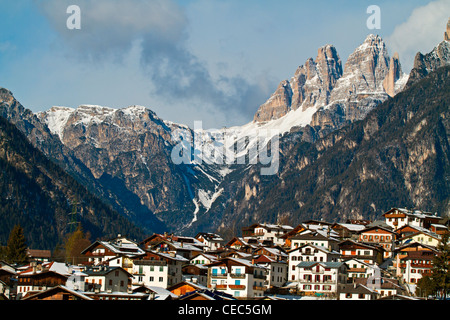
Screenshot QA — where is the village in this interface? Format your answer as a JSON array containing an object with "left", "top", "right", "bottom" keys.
[{"left": 0, "top": 207, "right": 448, "bottom": 301}]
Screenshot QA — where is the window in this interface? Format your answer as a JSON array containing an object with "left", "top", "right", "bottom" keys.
[{"left": 159, "top": 277, "right": 163, "bottom": 282}]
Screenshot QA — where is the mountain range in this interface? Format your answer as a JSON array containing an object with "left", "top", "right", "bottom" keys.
[{"left": 1, "top": 26, "right": 449, "bottom": 248}]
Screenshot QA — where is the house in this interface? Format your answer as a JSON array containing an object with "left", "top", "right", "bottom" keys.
[
  {"left": 131, "top": 250, "right": 188, "bottom": 288},
  {"left": 167, "top": 280, "right": 208, "bottom": 297},
  {"left": 132, "top": 285, "right": 176, "bottom": 300},
  {"left": 288, "top": 244, "right": 340, "bottom": 282},
  {"left": 289, "top": 231, "right": 340, "bottom": 252},
  {"left": 182, "top": 264, "right": 208, "bottom": 286},
  {"left": 392, "top": 242, "right": 438, "bottom": 278},
  {"left": 339, "top": 239, "right": 384, "bottom": 265},
  {"left": 357, "top": 226, "right": 396, "bottom": 258},
  {"left": 344, "top": 258, "right": 381, "bottom": 281},
  {"left": 178, "top": 289, "right": 235, "bottom": 300},
  {"left": 194, "top": 232, "right": 225, "bottom": 251},
  {"left": 296, "top": 261, "right": 348, "bottom": 298},
  {"left": 189, "top": 252, "right": 219, "bottom": 265},
  {"left": 252, "top": 254, "right": 287, "bottom": 290},
  {"left": 84, "top": 265, "right": 132, "bottom": 293},
  {"left": 206, "top": 257, "right": 268, "bottom": 299},
  {"left": 0, "top": 264, "right": 16, "bottom": 300},
  {"left": 382, "top": 208, "right": 441, "bottom": 231},
  {"left": 251, "top": 223, "right": 293, "bottom": 246},
  {"left": 397, "top": 250, "right": 435, "bottom": 285},
  {"left": 338, "top": 283, "right": 378, "bottom": 300},
  {"left": 21, "top": 285, "right": 93, "bottom": 301},
  {"left": 26, "top": 249, "right": 51, "bottom": 263},
  {"left": 81, "top": 237, "right": 145, "bottom": 267},
  {"left": 331, "top": 223, "right": 366, "bottom": 240},
  {"left": 253, "top": 246, "right": 288, "bottom": 262},
  {"left": 65, "top": 265, "right": 88, "bottom": 291},
  {"left": 355, "top": 276, "right": 408, "bottom": 298},
  {"left": 224, "top": 237, "right": 258, "bottom": 253},
  {"left": 397, "top": 229, "right": 442, "bottom": 248},
  {"left": 17, "top": 262, "right": 70, "bottom": 298},
  {"left": 429, "top": 223, "right": 449, "bottom": 235},
  {"left": 149, "top": 239, "right": 203, "bottom": 260},
  {"left": 280, "top": 224, "right": 307, "bottom": 248}
]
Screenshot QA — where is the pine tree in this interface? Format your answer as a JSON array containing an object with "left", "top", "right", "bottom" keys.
[
  {"left": 6, "top": 224, "right": 28, "bottom": 264},
  {"left": 432, "top": 233, "right": 450, "bottom": 299}
]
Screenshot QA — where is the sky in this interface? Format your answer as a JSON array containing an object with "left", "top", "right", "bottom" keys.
[{"left": 0, "top": 0, "right": 448, "bottom": 129}]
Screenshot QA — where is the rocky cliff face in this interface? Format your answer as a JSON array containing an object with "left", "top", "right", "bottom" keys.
[
  {"left": 253, "top": 34, "right": 408, "bottom": 136},
  {"left": 254, "top": 44, "right": 343, "bottom": 122},
  {"left": 210, "top": 65, "right": 450, "bottom": 235},
  {"left": 37, "top": 104, "right": 221, "bottom": 233},
  {"left": 406, "top": 39, "right": 450, "bottom": 88}
]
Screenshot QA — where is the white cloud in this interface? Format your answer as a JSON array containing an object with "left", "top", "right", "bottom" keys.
[
  {"left": 386, "top": 0, "right": 450, "bottom": 72},
  {"left": 33, "top": 0, "right": 271, "bottom": 128}
]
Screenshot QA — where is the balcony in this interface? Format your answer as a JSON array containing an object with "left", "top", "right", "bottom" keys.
[
  {"left": 230, "top": 273, "right": 246, "bottom": 279},
  {"left": 253, "top": 273, "right": 266, "bottom": 279},
  {"left": 228, "top": 284, "right": 246, "bottom": 290},
  {"left": 298, "top": 279, "right": 335, "bottom": 284},
  {"left": 253, "top": 285, "right": 265, "bottom": 291},
  {"left": 215, "top": 284, "right": 228, "bottom": 290},
  {"left": 211, "top": 273, "right": 227, "bottom": 279}
]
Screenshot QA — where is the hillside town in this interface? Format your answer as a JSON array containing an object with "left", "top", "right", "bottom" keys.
[{"left": 0, "top": 207, "right": 449, "bottom": 301}]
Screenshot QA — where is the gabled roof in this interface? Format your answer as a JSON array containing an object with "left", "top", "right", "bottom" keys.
[
  {"left": 393, "top": 241, "right": 439, "bottom": 253},
  {"left": 339, "top": 283, "right": 377, "bottom": 295},
  {"left": 18, "top": 261, "right": 70, "bottom": 277},
  {"left": 383, "top": 208, "right": 441, "bottom": 220},
  {"left": 288, "top": 243, "right": 339, "bottom": 255},
  {"left": 179, "top": 289, "right": 235, "bottom": 300},
  {"left": 397, "top": 228, "right": 441, "bottom": 242},
  {"left": 357, "top": 225, "right": 395, "bottom": 234},
  {"left": 81, "top": 240, "right": 145, "bottom": 257},
  {"left": 22, "top": 285, "right": 93, "bottom": 300},
  {"left": 132, "top": 285, "right": 177, "bottom": 300},
  {"left": 167, "top": 280, "right": 208, "bottom": 292}
]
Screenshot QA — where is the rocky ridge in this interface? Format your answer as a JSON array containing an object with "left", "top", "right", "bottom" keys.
[{"left": 254, "top": 34, "right": 408, "bottom": 136}]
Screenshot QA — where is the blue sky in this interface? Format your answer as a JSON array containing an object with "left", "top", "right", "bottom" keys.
[{"left": 0, "top": 0, "right": 448, "bottom": 128}]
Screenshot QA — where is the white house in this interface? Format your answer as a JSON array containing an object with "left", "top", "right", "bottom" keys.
[
  {"left": 344, "top": 258, "right": 380, "bottom": 280},
  {"left": 252, "top": 254, "right": 288, "bottom": 289},
  {"left": 190, "top": 253, "right": 219, "bottom": 265},
  {"left": 132, "top": 250, "right": 188, "bottom": 289},
  {"left": 288, "top": 244, "right": 340, "bottom": 282},
  {"left": 194, "top": 232, "right": 225, "bottom": 251},
  {"left": 382, "top": 208, "right": 441, "bottom": 231},
  {"left": 207, "top": 257, "right": 268, "bottom": 299},
  {"left": 289, "top": 230, "right": 340, "bottom": 252},
  {"left": 296, "top": 261, "right": 348, "bottom": 297},
  {"left": 84, "top": 266, "right": 132, "bottom": 293},
  {"left": 251, "top": 223, "right": 293, "bottom": 246}
]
